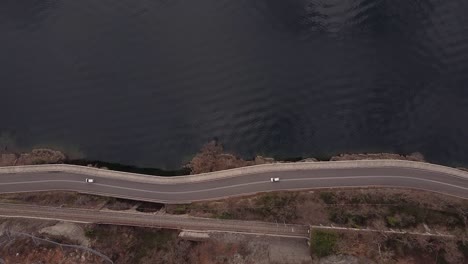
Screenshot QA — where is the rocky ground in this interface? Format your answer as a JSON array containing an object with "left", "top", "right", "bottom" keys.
[
  {"left": 329, "top": 152, "right": 425, "bottom": 162},
  {"left": 0, "top": 148, "right": 66, "bottom": 166},
  {"left": 0, "top": 191, "right": 108, "bottom": 209},
  {"left": 187, "top": 141, "right": 427, "bottom": 174},
  {"left": 187, "top": 140, "right": 275, "bottom": 174}
]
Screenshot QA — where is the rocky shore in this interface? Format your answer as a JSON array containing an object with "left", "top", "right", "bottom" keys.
[
  {"left": 187, "top": 141, "right": 275, "bottom": 174},
  {"left": 329, "top": 152, "right": 425, "bottom": 162},
  {"left": 187, "top": 141, "right": 426, "bottom": 174},
  {"left": 0, "top": 143, "right": 429, "bottom": 175},
  {"left": 0, "top": 149, "right": 66, "bottom": 167}
]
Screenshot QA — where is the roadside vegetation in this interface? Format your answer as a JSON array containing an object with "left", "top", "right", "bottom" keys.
[
  {"left": 319, "top": 229, "right": 466, "bottom": 263},
  {"left": 0, "top": 191, "right": 107, "bottom": 208},
  {"left": 168, "top": 189, "right": 467, "bottom": 232},
  {"left": 0, "top": 218, "right": 273, "bottom": 264},
  {"left": 0, "top": 188, "right": 467, "bottom": 263},
  {"left": 170, "top": 188, "right": 467, "bottom": 263}
]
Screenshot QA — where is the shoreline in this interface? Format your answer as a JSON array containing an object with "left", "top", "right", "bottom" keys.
[
  {"left": 0, "top": 145, "right": 456, "bottom": 177},
  {"left": 66, "top": 159, "right": 190, "bottom": 176}
]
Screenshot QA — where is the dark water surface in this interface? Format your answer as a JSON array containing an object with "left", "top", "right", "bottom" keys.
[{"left": 1, "top": 0, "right": 468, "bottom": 169}]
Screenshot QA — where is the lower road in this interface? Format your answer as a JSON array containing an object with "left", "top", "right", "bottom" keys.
[
  {"left": 0, "top": 203, "right": 309, "bottom": 238},
  {"left": 0, "top": 161, "right": 467, "bottom": 203}
]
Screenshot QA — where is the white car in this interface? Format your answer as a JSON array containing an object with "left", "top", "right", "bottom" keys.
[
  {"left": 270, "top": 177, "right": 280, "bottom": 182},
  {"left": 85, "top": 178, "right": 94, "bottom": 183}
]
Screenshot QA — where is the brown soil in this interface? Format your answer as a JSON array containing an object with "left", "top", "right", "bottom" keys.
[
  {"left": 0, "top": 218, "right": 102, "bottom": 264},
  {"left": 0, "top": 191, "right": 108, "bottom": 209},
  {"left": 187, "top": 141, "right": 426, "bottom": 174},
  {"left": 0, "top": 237, "right": 103, "bottom": 264},
  {"left": 86, "top": 224, "right": 312, "bottom": 264},
  {"left": 187, "top": 140, "right": 275, "bottom": 174},
  {"left": 329, "top": 152, "right": 425, "bottom": 162},
  {"left": 327, "top": 229, "right": 465, "bottom": 264},
  {"left": 0, "top": 148, "right": 66, "bottom": 166}
]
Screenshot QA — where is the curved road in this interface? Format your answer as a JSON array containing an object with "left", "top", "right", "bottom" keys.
[{"left": 0, "top": 161, "right": 467, "bottom": 203}]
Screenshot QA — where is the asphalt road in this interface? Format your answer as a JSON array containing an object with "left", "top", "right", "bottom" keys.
[
  {"left": 0, "top": 203, "right": 309, "bottom": 238},
  {"left": 0, "top": 164, "right": 467, "bottom": 203}
]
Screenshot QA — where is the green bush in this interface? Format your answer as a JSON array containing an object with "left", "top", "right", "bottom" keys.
[{"left": 310, "top": 230, "right": 338, "bottom": 257}]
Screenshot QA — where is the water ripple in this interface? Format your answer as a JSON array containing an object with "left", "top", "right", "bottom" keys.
[{"left": 1, "top": 0, "right": 468, "bottom": 168}]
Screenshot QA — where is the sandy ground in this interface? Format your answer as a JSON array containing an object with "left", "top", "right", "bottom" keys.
[
  {"left": 210, "top": 232, "right": 312, "bottom": 264},
  {"left": 40, "top": 222, "right": 90, "bottom": 247},
  {"left": 268, "top": 238, "right": 312, "bottom": 264}
]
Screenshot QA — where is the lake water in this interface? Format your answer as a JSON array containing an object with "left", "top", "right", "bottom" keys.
[{"left": 1, "top": 0, "right": 468, "bottom": 169}]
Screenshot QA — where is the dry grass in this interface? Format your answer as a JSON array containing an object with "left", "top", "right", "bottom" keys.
[
  {"left": 0, "top": 191, "right": 108, "bottom": 209},
  {"left": 328, "top": 229, "right": 466, "bottom": 264},
  {"left": 184, "top": 188, "right": 467, "bottom": 231}
]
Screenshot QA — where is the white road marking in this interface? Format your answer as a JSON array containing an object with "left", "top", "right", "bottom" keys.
[{"left": 0, "top": 176, "right": 466, "bottom": 196}]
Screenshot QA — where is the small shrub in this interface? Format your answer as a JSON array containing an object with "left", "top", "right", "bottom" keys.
[
  {"left": 386, "top": 216, "right": 400, "bottom": 227},
  {"left": 217, "top": 212, "right": 233, "bottom": 219},
  {"left": 348, "top": 214, "right": 367, "bottom": 226},
  {"left": 172, "top": 204, "right": 189, "bottom": 214},
  {"left": 329, "top": 209, "right": 348, "bottom": 224},
  {"left": 387, "top": 205, "right": 465, "bottom": 228},
  {"left": 134, "top": 230, "right": 175, "bottom": 262},
  {"left": 310, "top": 230, "right": 338, "bottom": 257},
  {"left": 457, "top": 241, "right": 468, "bottom": 257},
  {"left": 319, "top": 192, "right": 337, "bottom": 204},
  {"left": 329, "top": 209, "right": 368, "bottom": 227},
  {"left": 84, "top": 228, "right": 96, "bottom": 238},
  {"left": 254, "top": 193, "right": 298, "bottom": 221}
]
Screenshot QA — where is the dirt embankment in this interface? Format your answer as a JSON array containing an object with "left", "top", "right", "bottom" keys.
[
  {"left": 329, "top": 152, "right": 425, "bottom": 162},
  {"left": 0, "top": 148, "right": 66, "bottom": 166},
  {"left": 0, "top": 142, "right": 427, "bottom": 173},
  {"left": 187, "top": 140, "right": 275, "bottom": 174},
  {"left": 0, "top": 191, "right": 108, "bottom": 209},
  {"left": 188, "top": 141, "right": 426, "bottom": 174}
]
